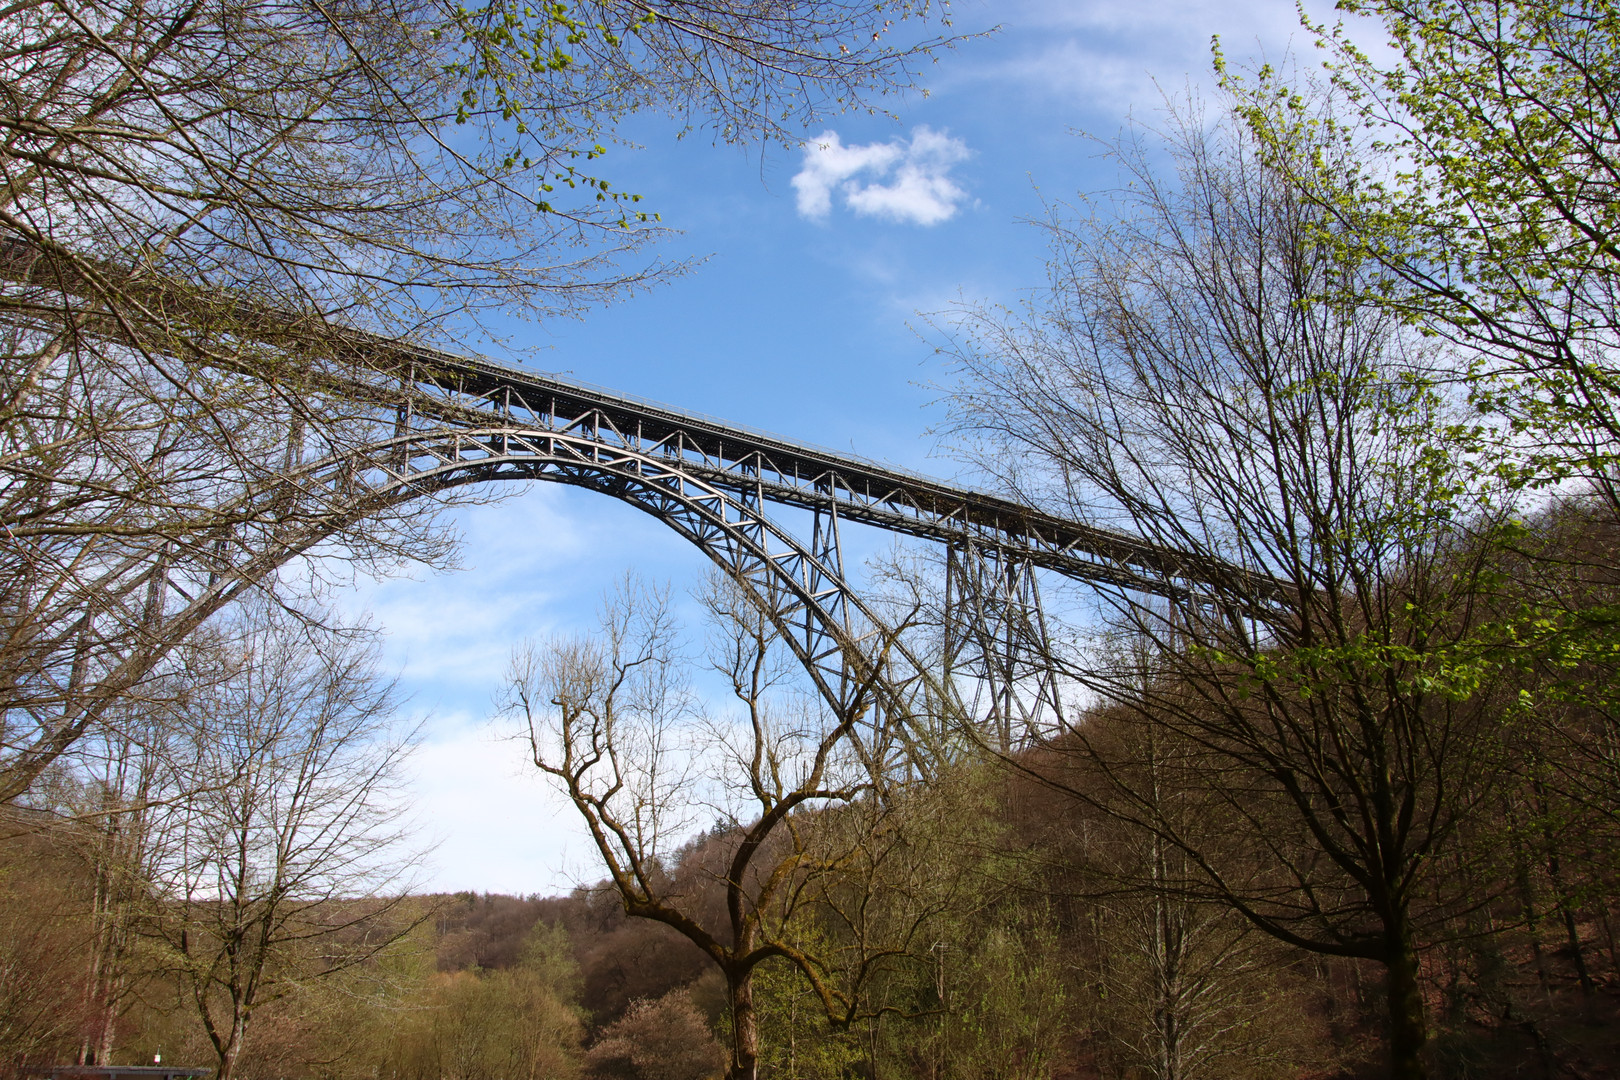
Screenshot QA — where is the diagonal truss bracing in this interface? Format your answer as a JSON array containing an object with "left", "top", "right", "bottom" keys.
[
  {"left": 355, "top": 337, "right": 1280, "bottom": 606},
  {"left": 0, "top": 243, "right": 1281, "bottom": 791},
  {"left": 283, "top": 425, "right": 950, "bottom": 770},
  {"left": 287, "top": 334, "right": 1280, "bottom": 753}
]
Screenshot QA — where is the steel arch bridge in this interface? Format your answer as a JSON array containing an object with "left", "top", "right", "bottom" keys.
[
  {"left": 236, "top": 333, "right": 1283, "bottom": 746},
  {"left": 0, "top": 233, "right": 1280, "bottom": 766}
]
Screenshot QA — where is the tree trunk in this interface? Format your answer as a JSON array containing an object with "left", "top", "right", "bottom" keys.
[
  {"left": 207, "top": 1006, "right": 248, "bottom": 1080},
  {"left": 1385, "top": 924, "right": 1428, "bottom": 1080},
  {"left": 728, "top": 970, "right": 759, "bottom": 1080},
  {"left": 1546, "top": 851, "right": 1598, "bottom": 1022},
  {"left": 1597, "top": 899, "right": 1620, "bottom": 979}
]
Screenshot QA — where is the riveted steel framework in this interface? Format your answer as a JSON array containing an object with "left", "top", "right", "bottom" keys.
[
  {"left": 942, "top": 539, "right": 1069, "bottom": 751},
  {"left": 374, "top": 342, "right": 1277, "bottom": 605},
  {"left": 133, "top": 330, "right": 1279, "bottom": 747},
  {"left": 349, "top": 425, "right": 941, "bottom": 740},
  {"left": 0, "top": 234, "right": 1279, "bottom": 760},
  {"left": 276, "top": 336, "right": 1271, "bottom": 742}
]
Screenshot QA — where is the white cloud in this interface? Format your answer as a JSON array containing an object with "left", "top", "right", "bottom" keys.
[
  {"left": 401, "top": 711, "right": 591, "bottom": 894},
  {"left": 953, "top": 0, "right": 1388, "bottom": 111},
  {"left": 792, "top": 126, "right": 971, "bottom": 226}
]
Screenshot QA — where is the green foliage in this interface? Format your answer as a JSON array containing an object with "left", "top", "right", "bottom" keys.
[
  {"left": 434, "top": 0, "right": 960, "bottom": 225},
  {"left": 437, "top": 0, "right": 659, "bottom": 223},
  {"left": 750, "top": 957, "right": 864, "bottom": 1080},
  {"left": 1223, "top": 0, "right": 1620, "bottom": 495},
  {"left": 919, "top": 921, "right": 1070, "bottom": 1080},
  {"left": 744, "top": 769, "right": 1072, "bottom": 1080},
  {"left": 378, "top": 934, "right": 586, "bottom": 1080}
]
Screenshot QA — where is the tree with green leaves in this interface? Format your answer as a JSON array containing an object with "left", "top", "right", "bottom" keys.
[
  {"left": 1223, "top": 0, "right": 1620, "bottom": 938},
  {"left": 936, "top": 104, "right": 1516, "bottom": 1080},
  {"left": 381, "top": 921, "right": 587, "bottom": 1080},
  {"left": 1224, "top": 0, "right": 1620, "bottom": 500}
]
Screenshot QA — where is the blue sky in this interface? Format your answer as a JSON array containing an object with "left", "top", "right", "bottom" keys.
[{"left": 345, "top": 0, "right": 1341, "bottom": 896}]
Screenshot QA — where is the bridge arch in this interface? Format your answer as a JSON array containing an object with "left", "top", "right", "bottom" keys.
[
  {"left": 316, "top": 425, "right": 950, "bottom": 761},
  {"left": 47, "top": 336, "right": 1271, "bottom": 788},
  {"left": 0, "top": 249, "right": 1277, "bottom": 797}
]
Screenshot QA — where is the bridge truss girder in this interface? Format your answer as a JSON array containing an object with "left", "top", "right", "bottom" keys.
[
  {"left": 0, "top": 244, "right": 1280, "bottom": 798},
  {"left": 942, "top": 539, "right": 1068, "bottom": 753},
  {"left": 369, "top": 346, "right": 1280, "bottom": 611},
  {"left": 18, "top": 342, "right": 1268, "bottom": 784},
  {"left": 353, "top": 426, "right": 949, "bottom": 768}
]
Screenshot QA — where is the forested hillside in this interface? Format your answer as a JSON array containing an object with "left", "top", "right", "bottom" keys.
[{"left": 5, "top": 726, "right": 1617, "bottom": 1080}]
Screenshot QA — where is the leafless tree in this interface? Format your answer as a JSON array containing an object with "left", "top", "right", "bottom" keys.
[
  {"left": 1062, "top": 707, "right": 1326, "bottom": 1080},
  {"left": 936, "top": 103, "right": 1515, "bottom": 1080},
  {"left": 499, "top": 573, "right": 938, "bottom": 1080},
  {"left": 63, "top": 706, "right": 194, "bottom": 1066},
  {"left": 0, "top": 0, "right": 962, "bottom": 807},
  {"left": 584, "top": 987, "right": 721, "bottom": 1080},
  {"left": 141, "top": 601, "right": 422, "bottom": 1080}
]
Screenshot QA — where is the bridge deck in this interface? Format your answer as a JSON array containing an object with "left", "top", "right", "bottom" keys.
[
  {"left": 365, "top": 337, "right": 1277, "bottom": 603},
  {"left": 0, "top": 236, "right": 1275, "bottom": 603}
]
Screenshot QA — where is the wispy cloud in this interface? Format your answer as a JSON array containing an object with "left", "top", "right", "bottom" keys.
[
  {"left": 953, "top": 0, "right": 1378, "bottom": 111},
  {"left": 792, "top": 126, "right": 971, "bottom": 226}
]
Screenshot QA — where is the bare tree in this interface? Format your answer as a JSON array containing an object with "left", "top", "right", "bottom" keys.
[
  {"left": 1059, "top": 709, "right": 1326, "bottom": 1080},
  {"left": 141, "top": 602, "right": 421, "bottom": 1080},
  {"left": 498, "top": 574, "right": 937, "bottom": 1080},
  {"left": 65, "top": 705, "right": 195, "bottom": 1066},
  {"left": 4, "top": 599, "right": 336, "bottom": 1069},
  {"left": 937, "top": 104, "right": 1514, "bottom": 1080},
  {"left": 0, "top": 0, "right": 962, "bottom": 807},
  {"left": 584, "top": 988, "right": 721, "bottom": 1080}
]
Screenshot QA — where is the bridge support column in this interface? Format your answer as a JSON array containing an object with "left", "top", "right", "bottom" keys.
[{"left": 943, "top": 539, "right": 1066, "bottom": 753}]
